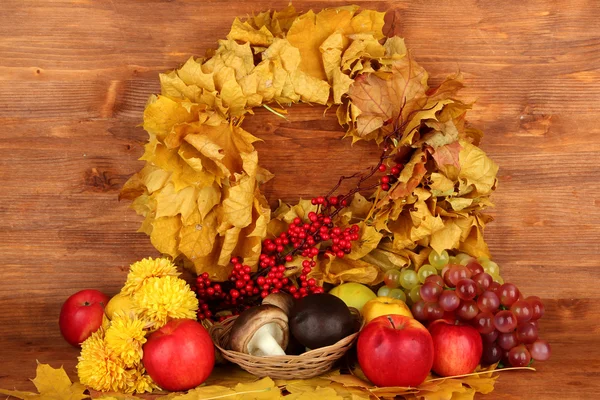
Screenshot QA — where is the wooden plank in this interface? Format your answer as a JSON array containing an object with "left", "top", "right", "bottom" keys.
[{"left": 0, "top": 0, "right": 598, "bottom": 398}]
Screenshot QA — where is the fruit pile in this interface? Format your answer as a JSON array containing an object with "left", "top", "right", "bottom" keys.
[{"left": 375, "top": 250, "right": 551, "bottom": 368}]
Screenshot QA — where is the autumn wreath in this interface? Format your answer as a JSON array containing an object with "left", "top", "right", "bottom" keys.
[{"left": 120, "top": 5, "right": 498, "bottom": 285}]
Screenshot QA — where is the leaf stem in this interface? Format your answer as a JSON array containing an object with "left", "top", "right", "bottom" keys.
[{"left": 425, "top": 366, "right": 536, "bottom": 382}]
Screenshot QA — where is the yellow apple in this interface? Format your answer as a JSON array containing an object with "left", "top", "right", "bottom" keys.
[
  {"left": 104, "top": 292, "right": 135, "bottom": 320},
  {"left": 362, "top": 296, "right": 413, "bottom": 324},
  {"left": 329, "top": 282, "right": 377, "bottom": 313}
]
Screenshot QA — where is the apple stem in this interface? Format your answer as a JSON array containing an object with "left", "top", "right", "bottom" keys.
[{"left": 387, "top": 316, "right": 396, "bottom": 329}]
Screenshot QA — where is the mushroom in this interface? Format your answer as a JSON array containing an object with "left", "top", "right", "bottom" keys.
[
  {"left": 262, "top": 292, "right": 295, "bottom": 315},
  {"left": 229, "top": 304, "right": 289, "bottom": 356}
]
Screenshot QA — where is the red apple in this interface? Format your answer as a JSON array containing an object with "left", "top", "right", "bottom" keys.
[
  {"left": 59, "top": 289, "right": 109, "bottom": 347},
  {"left": 357, "top": 315, "right": 434, "bottom": 387},
  {"left": 428, "top": 319, "right": 483, "bottom": 377},
  {"left": 143, "top": 319, "right": 215, "bottom": 391}
]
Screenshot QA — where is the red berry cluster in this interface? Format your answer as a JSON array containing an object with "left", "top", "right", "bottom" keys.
[
  {"left": 193, "top": 207, "right": 361, "bottom": 321},
  {"left": 378, "top": 163, "right": 403, "bottom": 191}
]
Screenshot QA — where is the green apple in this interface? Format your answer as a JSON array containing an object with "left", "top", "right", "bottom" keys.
[{"left": 329, "top": 282, "right": 377, "bottom": 313}]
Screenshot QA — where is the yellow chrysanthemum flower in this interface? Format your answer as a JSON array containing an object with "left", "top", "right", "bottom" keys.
[
  {"left": 133, "top": 365, "right": 161, "bottom": 393},
  {"left": 122, "top": 257, "right": 179, "bottom": 296},
  {"left": 133, "top": 276, "right": 198, "bottom": 328},
  {"left": 77, "top": 328, "right": 158, "bottom": 394},
  {"left": 77, "top": 329, "right": 133, "bottom": 393},
  {"left": 105, "top": 312, "right": 147, "bottom": 367}
]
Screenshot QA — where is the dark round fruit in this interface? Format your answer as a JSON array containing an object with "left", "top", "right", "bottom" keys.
[{"left": 289, "top": 293, "right": 355, "bottom": 349}]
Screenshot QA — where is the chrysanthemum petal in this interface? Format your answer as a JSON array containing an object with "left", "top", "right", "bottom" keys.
[{"left": 122, "top": 257, "right": 180, "bottom": 296}]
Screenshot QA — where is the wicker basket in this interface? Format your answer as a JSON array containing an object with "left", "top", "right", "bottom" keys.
[{"left": 209, "top": 310, "right": 362, "bottom": 379}]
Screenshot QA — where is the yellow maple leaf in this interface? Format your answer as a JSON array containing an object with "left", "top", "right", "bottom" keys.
[
  {"left": 0, "top": 363, "right": 88, "bottom": 400},
  {"left": 287, "top": 7, "right": 385, "bottom": 81}
]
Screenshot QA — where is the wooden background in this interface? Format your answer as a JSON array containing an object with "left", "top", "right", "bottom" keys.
[{"left": 0, "top": 0, "right": 599, "bottom": 398}]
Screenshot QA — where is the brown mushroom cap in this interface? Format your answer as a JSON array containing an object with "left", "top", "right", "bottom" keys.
[
  {"left": 229, "top": 304, "right": 289, "bottom": 355},
  {"left": 262, "top": 292, "right": 295, "bottom": 315}
]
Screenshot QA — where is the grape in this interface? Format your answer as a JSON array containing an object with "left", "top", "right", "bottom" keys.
[
  {"left": 448, "top": 256, "right": 458, "bottom": 265},
  {"left": 384, "top": 269, "right": 401, "bottom": 288},
  {"left": 429, "top": 250, "right": 450, "bottom": 270},
  {"left": 488, "top": 281, "right": 502, "bottom": 295},
  {"left": 399, "top": 269, "right": 419, "bottom": 290},
  {"left": 409, "top": 285, "right": 423, "bottom": 303},
  {"left": 425, "top": 302, "right": 445, "bottom": 321},
  {"left": 456, "top": 279, "right": 477, "bottom": 300},
  {"left": 525, "top": 296, "right": 545, "bottom": 320},
  {"left": 528, "top": 339, "right": 551, "bottom": 361},
  {"left": 494, "top": 310, "right": 518, "bottom": 333},
  {"left": 424, "top": 274, "right": 445, "bottom": 288},
  {"left": 499, "top": 283, "right": 520, "bottom": 307},
  {"left": 456, "top": 300, "right": 479, "bottom": 320},
  {"left": 455, "top": 252, "right": 474, "bottom": 265},
  {"left": 481, "top": 259, "right": 500, "bottom": 276},
  {"left": 508, "top": 344, "right": 531, "bottom": 367},
  {"left": 388, "top": 288, "right": 407, "bottom": 302},
  {"left": 439, "top": 290, "right": 461, "bottom": 311},
  {"left": 377, "top": 286, "right": 391, "bottom": 297},
  {"left": 417, "top": 264, "right": 438, "bottom": 283},
  {"left": 473, "top": 272, "right": 493, "bottom": 294},
  {"left": 446, "top": 265, "right": 471, "bottom": 288},
  {"left": 473, "top": 312, "right": 496, "bottom": 334},
  {"left": 516, "top": 321, "right": 538, "bottom": 344},
  {"left": 420, "top": 282, "right": 443, "bottom": 302},
  {"left": 441, "top": 265, "right": 452, "bottom": 281},
  {"left": 477, "top": 291, "right": 500, "bottom": 313},
  {"left": 481, "top": 330, "right": 499, "bottom": 343},
  {"left": 481, "top": 342, "right": 503, "bottom": 365},
  {"left": 510, "top": 300, "right": 533, "bottom": 323},
  {"left": 498, "top": 332, "right": 518, "bottom": 350},
  {"left": 493, "top": 274, "right": 504, "bottom": 284},
  {"left": 466, "top": 261, "right": 484, "bottom": 276},
  {"left": 411, "top": 300, "right": 427, "bottom": 321},
  {"left": 529, "top": 319, "right": 539, "bottom": 329}
]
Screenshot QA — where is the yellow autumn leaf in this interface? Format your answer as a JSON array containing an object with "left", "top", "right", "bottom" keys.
[
  {"left": 155, "top": 183, "right": 198, "bottom": 221},
  {"left": 348, "top": 223, "right": 383, "bottom": 260},
  {"left": 429, "top": 172, "right": 455, "bottom": 196},
  {"left": 0, "top": 363, "right": 88, "bottom": 400},
  {"left": 430, "top": 219, "right": 463, "bottom": 255},
  {"left": 457, "top": 140, "right": 499, "bottom": 195},
  {"left": 222, "top": 174, "right": 255, "bottom": 228},
  {"left": 287, "top": 7, "right": 385, "bottom": 81},
  {"left": 285, "top": 387, "right": 343, "bottom": 400},
  {"left": 228, "top": 18, "right": 274, "bottom": 47},
  {"left": 177, "top": 57, "right": 216, "bottom": 92},
  {"left": 320, "top": 32, "right": 343, "bottom": 82},
  {"left": 143, "top": 95, "right": 200, "bottom": 140},
  {"left": 179, "top": 208, "right": 218, "bottom": 263},
  {"left": 317, "top": 254, "right": 381, "bottom": 285},
  {"left": 197, "top": 184, "right": 221, "bottom": 220},
  {"left": 233, "top": 378, "right": 280, "bottom": 399},
  {"left": 151, "top": 215, "right": 181, "bottom": 258}
]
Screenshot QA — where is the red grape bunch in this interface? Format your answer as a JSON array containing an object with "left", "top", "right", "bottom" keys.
[{"left": 410, "top": 251, "right": 551, "bottom": 368}]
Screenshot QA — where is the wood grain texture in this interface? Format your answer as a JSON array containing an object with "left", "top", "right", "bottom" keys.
[{"left": 0, "top": 0, "right": 599, "bottom": 398}]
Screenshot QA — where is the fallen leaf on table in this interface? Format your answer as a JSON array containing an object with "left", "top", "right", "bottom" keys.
[{"left": 0, "top": 363, "right": 88, "bottom": 400}]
